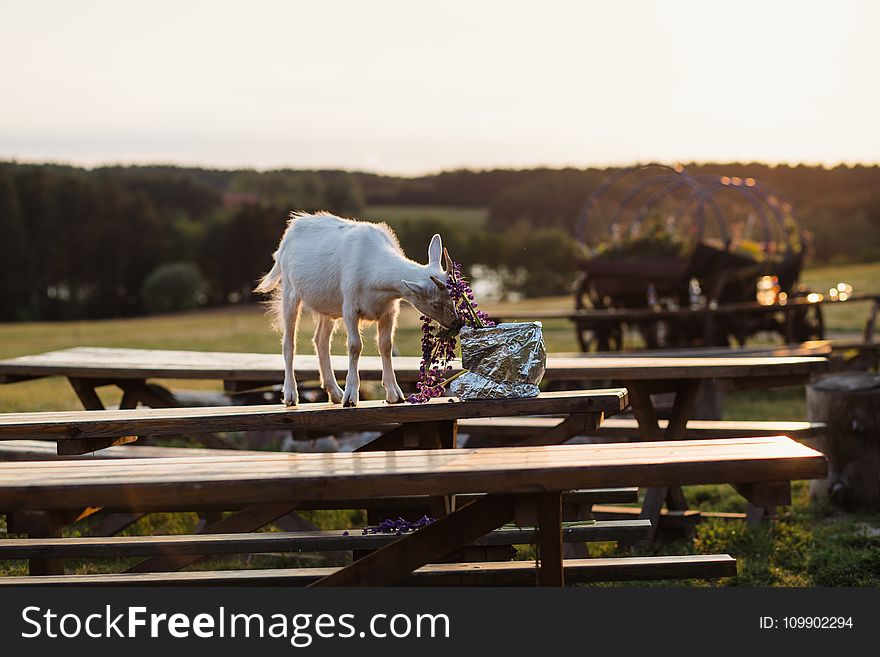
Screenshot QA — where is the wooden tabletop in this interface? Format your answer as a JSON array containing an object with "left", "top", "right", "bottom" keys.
[
  {"left": 0, "top": 436, "right": 826, "bottom": 511},
  {"left": 0, "top": 346, "right": 830, "bottom": 385},
  {"left": 0, "top": 388, "right": 628, "bottom": 441}
]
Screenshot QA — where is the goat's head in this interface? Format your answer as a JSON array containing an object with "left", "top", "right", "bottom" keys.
[{"left": 401, "top": 234, "right": 458, "bottom": 328}]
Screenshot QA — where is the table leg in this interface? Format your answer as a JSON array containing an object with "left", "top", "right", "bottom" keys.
[
  {"left": 864, "top": 298, "right": 878, "bottom": 342},
  {"left": 358, "top": 420, "right": 457, "bottom": 526},
  {"left": 628, "top": 380, "right": 700, "bottom": 537},
  {"left": 536, "top": 492, "right": 564, "bottom": 587},
  {"left": 358, "top": 420, "right": 457, "bottom": 451},
  {"left": 8, "top": 510, "right": 71, "bottom": 575},
  {"left": 310, "top": 494, "right": 517, "bottom": 587},
  {"left": 68, "top": 378, "right": 106, "bottom": 410}
]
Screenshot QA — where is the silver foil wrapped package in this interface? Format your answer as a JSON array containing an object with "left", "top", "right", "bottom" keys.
[{"left": 448, "top": 322, "right": 546, "bottom": 400}]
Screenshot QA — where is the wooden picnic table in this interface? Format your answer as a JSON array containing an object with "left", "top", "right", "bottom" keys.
[
  {"left": 0, "top": 436, "right": 827, "bottom": 586},
  {"left": 0, "top": 345, "right": 830, "bottom": 395},
  {"left": 0, "top": 346, "right": 829, "bottom": 530}
]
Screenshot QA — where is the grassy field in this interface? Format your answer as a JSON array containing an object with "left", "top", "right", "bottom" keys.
[{"left": 0, "top": 261, "right": 878, "bottom": 583}]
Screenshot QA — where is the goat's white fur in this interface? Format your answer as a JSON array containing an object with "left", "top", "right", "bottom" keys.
[{"left": 255, "top": 212, "right": 455, "bottom": 407}]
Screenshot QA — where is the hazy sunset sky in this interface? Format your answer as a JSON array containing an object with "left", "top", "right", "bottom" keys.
[{"left": 2, "top": 0, "right": 878, "bottom": 174}]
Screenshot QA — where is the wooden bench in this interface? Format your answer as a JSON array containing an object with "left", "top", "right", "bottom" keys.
[
  {"left": 460, "top": 418, "right": 826, "bottom": 448},
  {"left": 0, "top": 555, "right": 737, "bottom": 587},
  {"left": 0, "top": 520, "right": 652, "bottom": 561},
  {"left": 0, "top": 436, "right": 826, "bottom": 586},
  {"left": 0, "top": 389, "right": 627, "bottom": 455}
]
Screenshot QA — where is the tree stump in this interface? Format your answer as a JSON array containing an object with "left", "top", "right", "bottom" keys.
[{"left": 807, "top": 372, "right": 880, "bottom": 509}]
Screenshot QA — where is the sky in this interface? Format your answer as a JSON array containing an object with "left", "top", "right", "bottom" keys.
[{"left": 1, "top": 0, "right": 878, "bottom": 175}]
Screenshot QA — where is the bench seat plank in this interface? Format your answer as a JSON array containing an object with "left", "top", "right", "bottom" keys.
[
  {"left": 0, "top": 437, "right": 826, "bottom": 512},
  {"left": 459, "top": 418, "right": 826, "bottom": 440},
  {"left": 0, "top": 440, "right": 263, "bottom": 460},
  {"left": 0, "top": 554, "right": 737, "bottom": 586},
  {"left": 0, "top": 521, "right": 651, "bottom": 560},
  {"left": 0, "top": 389, "right": 627, "bottom": 442}
]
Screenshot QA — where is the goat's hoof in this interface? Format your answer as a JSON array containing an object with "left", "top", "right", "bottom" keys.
[
  {"left": 282, "top": 390, "right": 299, "bottom": 406},
  {"left": 326, "top": 386, "right": 344, "bottom": 404},
  {"left": 342, "top": 388, "right": 359, "bottom": 407},
  {"left": 385, "top": 390, "right": 406, "bottom": 404}
]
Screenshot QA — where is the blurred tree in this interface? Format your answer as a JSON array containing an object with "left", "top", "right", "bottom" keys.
[
  {"left": 142, "top": 262, "right": 207, "bottom": 313},
  {"left": 0, "top": 172, "right": 29, "bottom": 320}
]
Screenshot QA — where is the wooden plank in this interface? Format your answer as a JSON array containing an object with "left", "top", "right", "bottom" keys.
[
  {"left": 593, "top": 505, "right": 749, "bottom": 525},
  {"left": 0, "top": 389, "right": 626, "bottom": 442},
  {"left": 591, "top": 505, "right": 703, "bottom": 530},
  {"left": 0, "top": 521, "right": 651, "bottom": 560},
  {"left": 310, "top": 494, "right": 516, "bottom": 586},
  {"left": 460, "top": 418, "right": 826, "bottom": 441},
  {"left": 0, "top": 440, "right": 262, "bottom": 461},
  {"left": 0, "top": 555, "right": 738, "bottom": 587},
  {"left": 117, "top": 380, "right": 240, "bottom": 451},
  {"left": 0, "top": 437, "right": 827, "bottom": 512},
  {"left": 0, "top": 486, "right": 636, "bottom": 514},
  {"left": 126, "top": 502, "right": 298, "bottom": 573},
  {"left": 0, "top": 346, "right": 829, "bottom": 385}
]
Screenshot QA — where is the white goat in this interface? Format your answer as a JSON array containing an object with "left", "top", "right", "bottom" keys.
[{"left": 255, "top": 211, "right": 457, "bottom": 407}]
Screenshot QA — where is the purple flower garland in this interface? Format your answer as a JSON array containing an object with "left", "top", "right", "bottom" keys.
[
  {"left": 406, "top": 256, "right": 495, "bottom": 403},
  {"left": 361, "top": 515, "right": 436, "bottom": 535}
]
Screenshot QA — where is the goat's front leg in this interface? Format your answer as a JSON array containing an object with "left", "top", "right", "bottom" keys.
[
  {"left": 313, "top": 315, "right": 344, "bottom": 404},
  {"left": 378, "top": 310, "right": 405, "bottom": 403},
  {"left": 342, "top": 306, "right": 362, "bottom": 407},
  {"left": 281, "top": 287, "right": 302, "bottom": 406}
]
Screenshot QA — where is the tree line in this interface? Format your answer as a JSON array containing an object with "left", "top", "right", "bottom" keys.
[{"left": 0, "top": 161, "right": 877, "bottom": 321}]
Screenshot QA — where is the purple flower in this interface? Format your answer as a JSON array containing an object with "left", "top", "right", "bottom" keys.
[
  {"left": 362, "top": 516, "right": 436, "bottom": 534},
  {"left": 407, "top": 258, "right": 494, "bottom": 403}
]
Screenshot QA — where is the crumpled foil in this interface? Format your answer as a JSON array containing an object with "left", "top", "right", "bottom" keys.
[{"left": 448, "top": 322, "right": 546, "bottom": 400}]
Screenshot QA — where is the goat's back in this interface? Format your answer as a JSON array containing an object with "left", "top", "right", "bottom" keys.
[{"left": 274, "top": 212, "right": 403, "bottom": 317}]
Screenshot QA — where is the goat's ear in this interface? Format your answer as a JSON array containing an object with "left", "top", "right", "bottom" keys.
[
  {"left": 401, "top": 279, "right": 426, "bottom": 297},
  {"left": 443, "top": 247, "right": 453, "bottom": 273},
  {"left": 428, "top": 234, "right": 443, "bottom": 266}
]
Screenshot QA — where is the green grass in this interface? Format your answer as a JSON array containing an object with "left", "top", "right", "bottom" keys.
[
  {"left": 1, "top": 261, "right": 879, "bottom": 583},
  {"left": 800, "top": 260, "right": 880, "bottom": 334}
]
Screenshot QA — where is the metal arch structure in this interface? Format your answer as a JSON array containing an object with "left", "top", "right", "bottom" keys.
[
  {"left": 570, "top": 165, "right": 818, "bottom": 351},
  {"left": 575, "top": 163, "right": 728, "bottom": 252},
  {"left": 576, "top": 164, "right": 807, "bottom": 263}
]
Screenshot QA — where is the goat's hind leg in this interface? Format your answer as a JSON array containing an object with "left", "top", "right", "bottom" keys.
[
  {"left": 280, "top": 285, "right": 302, "bottom": 406},
  {"left": 314, "top": 314, "right": 344, "bottom": 404}
]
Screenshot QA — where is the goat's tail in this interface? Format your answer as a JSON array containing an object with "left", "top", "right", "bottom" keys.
[
  {"left": 254, "top": 258, "right": 282, "bottom": 294},
  {"left": 255, "top": 258, "right": 284, "bottom": 331}
]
